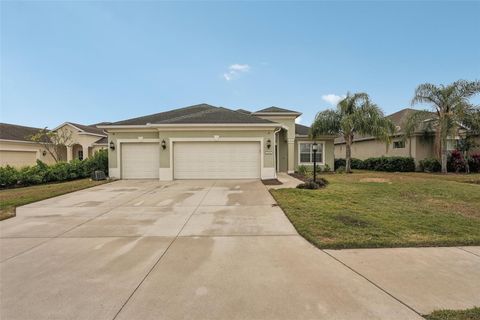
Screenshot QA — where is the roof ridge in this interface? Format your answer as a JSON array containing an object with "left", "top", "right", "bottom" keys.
[{"left": 154, "top": 106, "right": 220, "bottom": 124}]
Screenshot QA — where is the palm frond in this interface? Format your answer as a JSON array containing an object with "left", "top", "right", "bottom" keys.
[{"left": 310, "top": 109, "right": 342, "bottom": 138}]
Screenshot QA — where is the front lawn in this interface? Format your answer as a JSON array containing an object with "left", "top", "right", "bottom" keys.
[
  {"left": 0, "top": 179, "right": 109, "bottom": 220},
  {"left": 425, "top": 307, "right": 480, "bottom": 320},
  {"left": 270, "top": 172, "right": 480, "bottom": 249}
]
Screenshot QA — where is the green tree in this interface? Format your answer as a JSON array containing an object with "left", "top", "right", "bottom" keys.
[
  {"left": 311, "top": 93, "right": 395, "bottom": 173},
  {"left": 404, "top": 80, "right": 480, "bottom": 173}
]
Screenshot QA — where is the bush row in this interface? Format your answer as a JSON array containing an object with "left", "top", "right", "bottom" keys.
[
  {"left": 0, "top": 149, "right": 108, "bottom": 188},
  {"left": 334, "top": 156, "right": 416, "bottom": 172},
  {"left": 420, "top": 151, "right": 480, "bottom": 173}
]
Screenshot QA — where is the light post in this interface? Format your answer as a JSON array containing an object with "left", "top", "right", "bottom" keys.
[{"left": 312, "top": 142, "right": 318, "bottom": 183}]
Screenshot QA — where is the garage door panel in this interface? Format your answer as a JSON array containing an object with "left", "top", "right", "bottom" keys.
[
  {"left": 0, "top": 151, "right": 37, "bottom": 167},
  {"left": 174, "top": 142, "right": 260, "bottom": 179},
  {"left": 122, "top": 143, "right": 159, "bottom": 179}
]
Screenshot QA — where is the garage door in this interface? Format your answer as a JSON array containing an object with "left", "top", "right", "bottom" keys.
[
  {"left": 174, "top": 141, "right": 261, "bottom": 179},
  {"left": 0, "top": 150, "right": 37, "bottom": 167},
  {"left": 121, "top": 143, "right": 159, "bottom": 179}
]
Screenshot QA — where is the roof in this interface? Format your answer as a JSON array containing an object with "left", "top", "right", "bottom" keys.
[
  {"left": 0, "top": 122, "right": 46, "bottom": 142},
  {"left": 334, "top": 108, "right": 435, "bottom": 144},
  {"left": 295, "top": 123, "right": 310, "bottom": 136},
  {"left": 94, "top": 137, "right": 108, "bottom": 144},
  {"left": 107, "top": 104, "right": 275, "bottom": 126},
  {"left": 254, "top": 106, "right": 301, "bottom": 114},
  {"left": 235, "top": 109, "right": 252, "bottom": 115},
  {"left": 66, "top": 122, "right": 106, "bottom": 136}
]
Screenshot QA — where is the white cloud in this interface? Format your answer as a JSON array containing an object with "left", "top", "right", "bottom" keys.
[
  {"left": 322, "top": 94, "right": 346, "bottom": 106},
  {"left": 295, "top": 116, "right": 302, "bottom": 124},
  {"left": 223, "top": 64, "right": 250, "bottom": 81}
]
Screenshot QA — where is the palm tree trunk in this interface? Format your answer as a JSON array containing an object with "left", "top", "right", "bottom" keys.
[
  {"left": 441, "top": 137, "right": 448, "bottom": 174},
  {"left": 345, "top": 135, "right": 352, "bottom": 173},
  {"left": 464, "top": 151, "right": 470, "bottom": 174}
]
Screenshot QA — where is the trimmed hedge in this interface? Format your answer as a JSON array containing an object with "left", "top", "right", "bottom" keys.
[
  {"left": 334, "top": 156, "right": 415, "bottom": 172},
  {"left": 0, "top": 149, "right": 108, "bottom": 188},
  {"left": 419, "top": 158, "right": 441, "bottom": 173}
]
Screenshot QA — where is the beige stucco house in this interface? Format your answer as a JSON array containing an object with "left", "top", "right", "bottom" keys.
[
  {"left": 0, "top": 122, "right": 107, "bottom": 167},
  {"left": 334, "top": 108, "right": 480, "bottom": 166},
  {"left": 99, "top": 104, "right": 335, "bottom": 180}
]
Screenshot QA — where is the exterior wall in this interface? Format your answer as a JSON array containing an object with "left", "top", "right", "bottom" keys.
[
  {"left": 107, "top": 129, "right": 276, "bottom": 180},
  {"left": 294, "top": 137, "right": 335, "bottom": 171},
  {"left": 0, "top": 140, "right": 55, "bottom": 167},
  {"left": 56, "top": 124, "right": 107, "bottom": 159}
]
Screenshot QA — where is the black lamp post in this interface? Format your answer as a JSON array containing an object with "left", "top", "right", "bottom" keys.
[{"left": 312, "top": 142, "right": 318, "bottom": 183}]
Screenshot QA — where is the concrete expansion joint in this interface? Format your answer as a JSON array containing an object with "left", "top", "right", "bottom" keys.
[
  {"left": 321, "top": 249, "right": 423, "bottom": 317},
  {"left": 457, "top": 246, "right": 480, "bottom": 258}
]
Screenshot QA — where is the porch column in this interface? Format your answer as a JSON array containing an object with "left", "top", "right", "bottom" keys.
[
  {"left": 287, "top": 138, "right": 295, "bottom": 173},
  {"left": 82, "top": 144, "right": 90, "bottom": 159},
  {"left": 67, "top": 146, "right": 73, "bottom": 162}
]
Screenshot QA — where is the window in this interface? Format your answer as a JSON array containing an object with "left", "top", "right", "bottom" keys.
[
  {"left": 446, "top": 139, "right": 459, "bottom": 151},
  {"left": 299, "top": 142, "right": 323, "bottom": 164},
  {"left": 78, "top": 150, "right": 83, "bottom": 160},
  {"left": 393, "top": 141, "right": 405, "bottom": 149}
]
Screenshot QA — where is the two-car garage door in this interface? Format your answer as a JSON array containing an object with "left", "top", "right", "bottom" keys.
[
  {"left": 173, "top": 142, "right": 260, "bottom": 179},
  {"left": 121, "top": 141, "right": 261, "bottom": 179}
]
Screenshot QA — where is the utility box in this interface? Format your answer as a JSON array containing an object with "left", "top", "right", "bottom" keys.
[{"left": 91, "top": 170, "right": 107, "bottom": 181}]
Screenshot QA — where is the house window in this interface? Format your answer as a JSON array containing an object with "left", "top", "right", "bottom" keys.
[
  {"left": 78, "top": 150, "right": 83, "bottom": 160},
  {"left": 299, "top": 142, "right": 323, "bottom": 164},
  {"left": 446, "top": 139, "right": 459, "bottom": 151},
  {"left": 393, "top": 141, "right": 405, "bottom": 149}
]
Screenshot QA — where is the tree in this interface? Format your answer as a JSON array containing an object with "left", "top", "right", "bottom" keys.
[
  {"left": 311, "top": 93, "right": 395, "bottom": 173},
  {"left": 29, "top": 128, "right": 74, "bottom": 163},
  {"left": 404, "top": 80, "right": 480, "bottom": 173}
]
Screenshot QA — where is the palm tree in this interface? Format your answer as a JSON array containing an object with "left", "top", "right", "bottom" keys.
[
  {"left": 404, "top": 80, "right": 480, "bottom": 173},
  {"left": 311, "top": 93, "right": 395, "bottom": 173}
]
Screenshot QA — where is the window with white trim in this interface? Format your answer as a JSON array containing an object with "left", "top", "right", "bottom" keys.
[
  {"left": 299, "top": 142, "right": 323, "bottom": 164},
  {"left": 393, "top": 141, "right": 405, "bottom": 149}
]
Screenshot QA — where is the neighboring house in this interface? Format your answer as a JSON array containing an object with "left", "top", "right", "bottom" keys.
[
  {"left": 52, "top": 122, "right": 108, "bottom": 161},
  {"left": 0, "top": 123, "right": 56, "bottom": 167},
  {"left": 334, "top": 108, "right": 480, "bottom": 165},
  {"left": 99, "top": 104, "right": 335, "bottom": 180},
  {"left": 0, "top": 122, "right": 108, "bottom": 167}
]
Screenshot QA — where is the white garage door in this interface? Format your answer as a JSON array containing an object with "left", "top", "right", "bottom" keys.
[
  {"left": 121, "top": 143, "right": 159, "bottom": 179},
  {"left": 174, "top": 141, "right": 261, "bottom": 179}
]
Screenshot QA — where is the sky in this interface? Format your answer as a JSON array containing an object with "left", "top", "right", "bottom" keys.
[{"left": 1, "top": 1, "right": 479, "bottom": 128}]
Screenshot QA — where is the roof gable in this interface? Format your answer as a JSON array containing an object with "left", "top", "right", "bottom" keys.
[{"left": 254, "top": 106, "right": 301, "bottom": 114}]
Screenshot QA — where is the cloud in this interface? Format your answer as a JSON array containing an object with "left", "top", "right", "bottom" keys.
[
  {"left": 322, "top": 94, "right": 346, "bottom": 106},
  {"left": 223, "top": 64, "right": 250, "bottom": 81}
]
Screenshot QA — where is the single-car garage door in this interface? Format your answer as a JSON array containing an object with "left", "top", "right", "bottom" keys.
[
  {"left": 121, "top": 143, "right": 159, "bottom": 179},
  {"left": 174, "top": 141, "right": 261, "bottom": 179},
  {"left": 0, "top": 150, "right": 36, "bottom": 167}
]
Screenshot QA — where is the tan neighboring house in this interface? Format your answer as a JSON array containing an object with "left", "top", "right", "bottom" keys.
[
  {"left": 0, "top": 123, "right": 56, "bottom": 167},
  {"left": 99, "top": 104, "right": 335, "bottom": 180},
  {"left": 0, "top": 122, "right": 107, "bottom": 167},
  {"left": 334, "top": 108, "right": 480, "bottom": 166}
]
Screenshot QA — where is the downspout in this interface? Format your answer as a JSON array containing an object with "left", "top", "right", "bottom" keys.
[{"left": 273, "top": 127, "right": 282, "bottom": 178}]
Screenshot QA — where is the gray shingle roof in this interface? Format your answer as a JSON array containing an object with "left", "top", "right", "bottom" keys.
[
  {"left": 67, "top": 122, "right": 106, "bottom": 136},
  {"left": 295, "top": 123, "right": 310, "bottom": 136},
  {"left": 109, "top": 104, "right": 275, "bottom": 125},
  {"left": 94, "top": 137, "right": 108, "bottom": 144},
  {"left": 0, "top": 123, "right": 45, "bottom": 142},
  {"left": 255, "top": 106, "right": 300, "bottom": 114}
]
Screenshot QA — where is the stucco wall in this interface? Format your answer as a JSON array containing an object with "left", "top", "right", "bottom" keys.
[
  {"left": 294, "top": 137, "right": 335, "bottom": 171},
  {"left": 0, "top": 140, "right": 55, "bottom": 167}
]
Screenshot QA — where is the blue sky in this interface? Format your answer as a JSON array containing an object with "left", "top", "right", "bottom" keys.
[{"left": 1, "top": 1, "right": 479, "bottom": 128}]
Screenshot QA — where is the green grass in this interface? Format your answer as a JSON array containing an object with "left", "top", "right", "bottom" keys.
[
  {"left": 270, "top": 172, "right": 480, "bottom": 249},
  {"left": 0, "top": 179, "right": 109, "bottom": 220},
  {"left": 425, "top": 307, "right": 480, "bottom": 320}
]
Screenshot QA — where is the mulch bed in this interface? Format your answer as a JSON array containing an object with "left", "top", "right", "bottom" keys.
[
  {"left": 261, "top": 179, "right": 283, "bottom": 186},
  {"left": 289, "top": 173, "right": 309, "bottom": 182}
]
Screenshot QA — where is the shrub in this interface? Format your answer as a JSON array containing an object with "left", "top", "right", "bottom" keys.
[
  {"left": 297, "top": 165, "right": 308, "bottom": 176},
  {"left": 334, "top": 158, "right": 364, "bottom": 170},
  {"left": 84, "top": 149, "right": 108, "bottom": 175},
  {"left": 419, "top": 158, "right": 441, "bottom": 173},
  {"left": 468, "top": 154, "right": 480, "bottom": 173},
  {"left": 297, "top": 181, "right": 320, "bottom": 189},
  {"left": 0, "top": 165, "right": 19, "bottom": 187},
  {"left": 363, "top": 156, "right": 415, "bottom": 172},
  {"left": 448, "top": 150, "right": 466, "bottom": 173},
  {"left": 334, "top": 159, "right": 346, "bottom": 170},
  {"left": 323, "top": 164, "right": 331, "bottom": 172}
]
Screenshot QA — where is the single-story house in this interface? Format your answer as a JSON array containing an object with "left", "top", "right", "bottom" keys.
[
  {"left": 99, "top": 104, "right": 335, "bottom": 180},
  {"left": 334, "top": 108, "right": 480, "bottom": 165},
  {"left": 0, "top": 122, "right": 108, "bottom": 167}
]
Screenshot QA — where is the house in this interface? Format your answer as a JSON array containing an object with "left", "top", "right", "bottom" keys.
[
  {"left": 99, "top": 104, "right": 334, "bottom": 180},
  {"left": 333, "top": 108, "right": 480, "bottom": 165},
  {"left": 0, "top": 123, "right": 56, "bottom": 167},
  {"left": 0, "top": 122, "right": 108, "bottom": 167}
]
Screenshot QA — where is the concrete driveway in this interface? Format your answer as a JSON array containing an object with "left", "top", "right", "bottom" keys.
[{"left": 1, "top": 180, "right": 478, "bottom": 319}]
